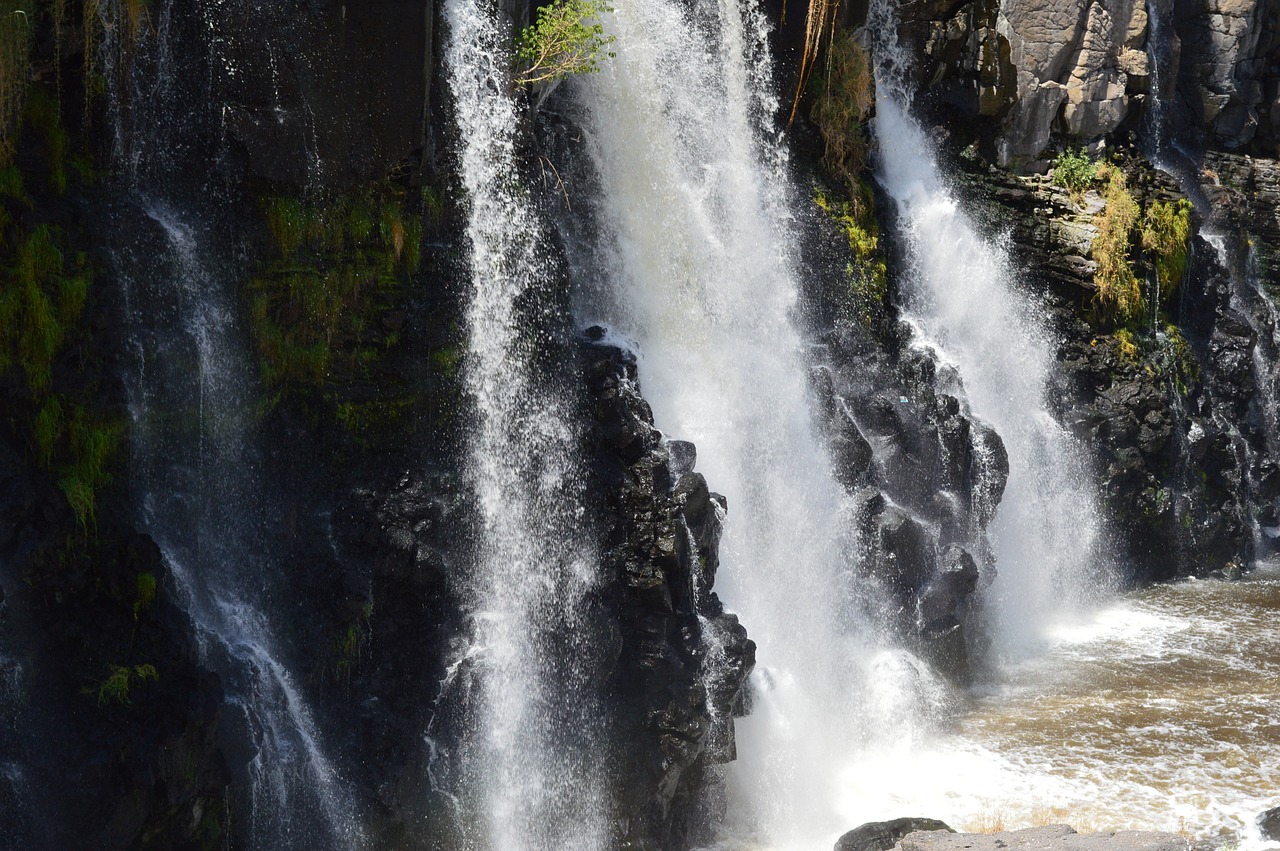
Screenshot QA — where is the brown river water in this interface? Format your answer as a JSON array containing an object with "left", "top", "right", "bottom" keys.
[{"left": 825, "top": 563, "right": 1280, "bottom": 848}]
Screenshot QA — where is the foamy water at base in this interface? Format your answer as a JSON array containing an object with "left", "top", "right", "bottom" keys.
[{"left": 709, "top": 565, "right": 1280, "bottom": 850}]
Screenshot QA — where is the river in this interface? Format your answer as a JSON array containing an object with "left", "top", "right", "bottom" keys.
[{"left": 829, "top": 564, "right": 1280, "bottom": 848}]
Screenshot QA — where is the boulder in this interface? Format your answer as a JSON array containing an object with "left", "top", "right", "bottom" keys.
[
  {"left": 835, "top": 817, "right": 955, "bottom": 851},
  {"left": 1257, "top": 805, "right": 1280, "bottom": 840}
]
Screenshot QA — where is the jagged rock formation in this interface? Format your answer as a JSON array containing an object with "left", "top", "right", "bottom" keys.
[
  {"left": 580, "top": 334, "right": 755, "bottom": 848},
  {"left": 810, "top": 322, "right": 1009, "bottom": 676}
]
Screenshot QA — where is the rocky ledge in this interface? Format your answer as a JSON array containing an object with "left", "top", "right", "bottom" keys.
[
  {"left": 837, "top": 822, "right": 1189, "bottom": 851},
  {"left": 893, "top": 826, "right": 1188, "bottom": 851}
]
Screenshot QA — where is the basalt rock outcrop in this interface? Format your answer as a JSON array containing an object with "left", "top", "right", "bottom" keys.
[
  {"left": 809, "top": 320, "right": 1009, "bottom": 676},
  {"left": 836, "top": 817, "right": 958, "bottom": 851},
  {"left": 580, "top": 332, "right": 755, "bottom": 849}
]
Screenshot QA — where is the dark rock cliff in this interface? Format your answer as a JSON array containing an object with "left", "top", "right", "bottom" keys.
[{"left": 927, "top": 149, "right": 1275, "bottom": 581}]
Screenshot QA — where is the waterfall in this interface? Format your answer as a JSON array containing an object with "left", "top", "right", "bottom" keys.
[
  {"left": 870, "top": 3, "right": 1112, "bottom": 653},
  {"left": 108, "top": 3, "right": 361, "bottom": 847},
  {"left": 441, "top": 0, "right": 609, "bottom": 846},
  {"left": 561, "top": 0, "right": 947, "bottom": 846},
  {"left": 117, "top": 201, "right": 365, "bottom": 850}
]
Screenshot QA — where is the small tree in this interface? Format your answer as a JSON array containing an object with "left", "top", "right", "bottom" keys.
[{"left": 514, "top": 0, "right": 615, "bottom": 86}]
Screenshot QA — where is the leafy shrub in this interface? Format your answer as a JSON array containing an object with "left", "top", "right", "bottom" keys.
[
  {"left": 1052, "top": 148, "right": 1098, "bottom": 199},
  {"left": 514, "top": 0, "right": 615, "bottom": 86},
  {"left": 1113, "top": 328, "right": 1139, "bottom": 362},
  {"left": 95, "top": 663, "right": 159, "bottom": 706}
]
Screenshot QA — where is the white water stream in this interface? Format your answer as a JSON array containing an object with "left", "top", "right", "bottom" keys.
[
  {"left": 571, "top": 1, "right": 948, "bottom": 847},
  {"left": 443, "top": 0, "right": 609, "bottom": 846},
  {"left": 869, "top": 4, "right": 1111, "bottom": 656},
  {"left": 121, "top": 204, "right": 363, "bottom": 850}
]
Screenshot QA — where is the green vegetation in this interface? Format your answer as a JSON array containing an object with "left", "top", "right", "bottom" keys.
[
  {"left": 249, "top": 186, "right": 422, "bottom": 396},
  {"left": 1051, "top": 148, "right": 1098, "bottom": 199},
  {"left": 56, "top": 404, "right": 123, "bottom": 531},
  {"left": 1114, "top": 327, "right": 1139, "bottom": 363},
  {"left": 133, "top": 571, "right": 157, "bottom": 620},
  {"left": 811, "top": 30, "right": 874, "bottom": 194},
  {"left": 514, "top": 0, "right": 615, "bottom": 86},
  {"left": 815, "top": 184, "right": 887, "bottom": 329},
  {"left": 1102, "top": 323, "right": 1200, "bottom": 397},
  {"left": 1090, "top": 163, "right": 1142, "bottom": 324},
  {"left": 333, "top": 602, "right": 373, "bottom": 683},
  {"left": 0, "top": 2, "right": 121, "bottom": 539},
  {"left": 334, "top": 397, "right": 415, "bottom": 445},
  {"left": 1089, "top": 160, "right": 1196, "bottom": 335},
  {"left": 94, "top": 663, "right": 159, "bottom": 706},
  {"left": 1141, "top": 198, "right": 1192, "bottom": 298},
  {"left": 1157, "top": 323, "right": 1200, "bottom": 396}
]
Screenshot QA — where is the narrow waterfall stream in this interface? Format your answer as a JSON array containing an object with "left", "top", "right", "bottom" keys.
[
  {"left": 870, "top": 6, "right": 1111, "bottom": 654},
  {"left": 822, "top": 3, "right": 1280, "bottom": 846},
  {"left": 441, "top": 0, "right": 609, "bottom": 846},
  {"left": 117, "top": 202, "right": 364, "bottom": 849}
]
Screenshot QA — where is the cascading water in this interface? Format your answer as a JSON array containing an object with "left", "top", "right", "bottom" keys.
[
  {"left": 107, "top": 2, "right": 361, "bottom": 847},
  {"left": 562, "top": 1, "right": 948, "bottom": 846},
  {"left": 870, "top": 3, "right": 1112, "bottom": 653},
  {"left": 117, "top": 201, "right": 364, "bottom": 850},
  {"left": 440, "top": 0, "right": 610, "bottom": 846}
]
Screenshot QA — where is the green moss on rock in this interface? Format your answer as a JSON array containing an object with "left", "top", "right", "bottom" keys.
[{"left": 248, "top": 185, "right": 423, "bottom": 397}]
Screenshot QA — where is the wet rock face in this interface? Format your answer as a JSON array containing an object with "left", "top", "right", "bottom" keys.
[
  {"left": 191, "top": 0, "right": 434, "bottom": 186},
  {"left": 949, "top": 153, "right": 1267, "bottom": 580},
  {"left": 811, "top": 324, "right": 1008, "bottom": 678},
  {"left": 0, "top": 435, "right": 230, "bottom": 849},
  {"left": 332, "top": 469, "right": 464, "bottom": 844},
  {"left": 893, "top": 825, "right": 1188, "bottom": 851},
  {"left": 580, "top": 334, "right": 755, "bottom": 850}
]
